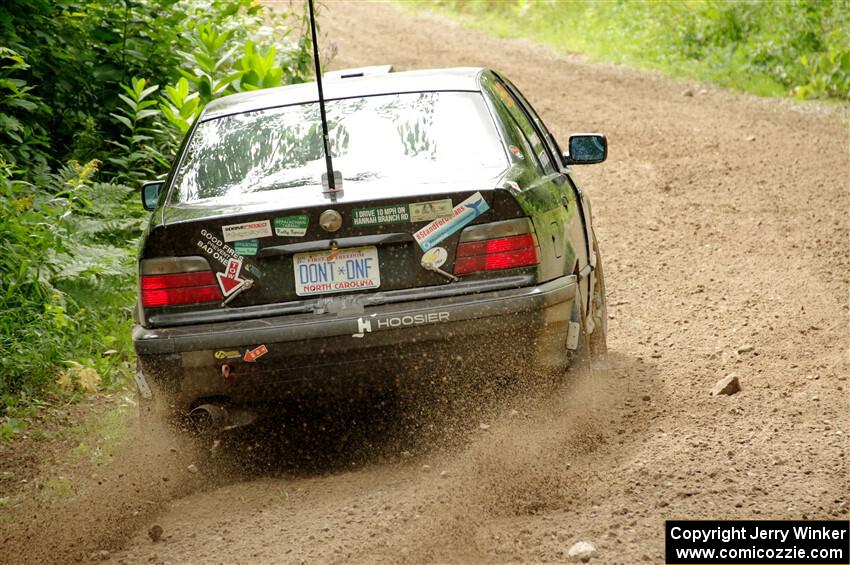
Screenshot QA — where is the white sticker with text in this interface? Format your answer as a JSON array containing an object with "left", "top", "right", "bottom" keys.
[{"left": 222, "top": 220, "right": 272, "bottom": 242}]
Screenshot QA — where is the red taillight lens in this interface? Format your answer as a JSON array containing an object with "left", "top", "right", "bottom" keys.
[
  {"left": 141, "top": 271, "right": 222, "bottom": 307},
  {"left": 454, "top": 233, "right": 540, "bottom": 276},
  {"left": 141, "top": 271, "right": 216, "bottom": 290},
  {"left": 456, "top": 233, "right": 537, "bottom": 257}
]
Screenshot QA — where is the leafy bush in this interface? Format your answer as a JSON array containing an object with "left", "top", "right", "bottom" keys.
[
  {"left": 420, "top": 0, "right": 849, "bottom": 101},
  {"left": 103, "top": 3, "right": 315, "bottom": 179},
  {"left": 0, "top": 0, "right": 316, "bottom": 417},
  {"left": 159, "top": 77, "right": 202, "bottom": 141},
  {"left": 108, "top": 78, "right": 169, "bottom": 182},
  {"left": 0, "top": 48, "right": 50, "bottom": 175},
  {"left": 0, "top": 0, "right": 313, "bottom": 174},
  {"left": 0, "top": 160, "right": 141, "bottom": 404}
]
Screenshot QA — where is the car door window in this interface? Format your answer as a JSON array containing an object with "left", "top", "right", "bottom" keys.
[
  {"left": 501, "top": 78, "right": 565, "bottom": 170},
  {"left": 484, "top": 89, "right": 545, "bottom": 176},
  {"left": 492, "top": 80, "right": 557, "bottom": 176}
]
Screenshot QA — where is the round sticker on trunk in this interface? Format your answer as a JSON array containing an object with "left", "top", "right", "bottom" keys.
[{"left": 421, "top": 246, "right": 448, "bottom": 269}]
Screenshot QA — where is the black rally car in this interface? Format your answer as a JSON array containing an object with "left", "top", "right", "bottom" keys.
[{"left": 133, "top": 67, "right": 608, "bottom": 428}]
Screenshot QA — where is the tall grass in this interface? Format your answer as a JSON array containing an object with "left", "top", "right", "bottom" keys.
[{"left": 412, "top": 0, "right": 849, "bottom": 101}]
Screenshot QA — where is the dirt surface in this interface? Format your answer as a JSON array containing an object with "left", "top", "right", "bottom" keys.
[{"left": 2, "top": 2, "right": 848, "bottom": 564}]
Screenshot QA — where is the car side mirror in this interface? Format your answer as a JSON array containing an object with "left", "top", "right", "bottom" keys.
[
  {"left": 141, "top": 180, "right": 165, "bottom": 211},
  {"left": 563, "top": 134, "right": 607, "bottom": 165}
]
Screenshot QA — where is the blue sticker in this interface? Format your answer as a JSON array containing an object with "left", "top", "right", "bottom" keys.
[{"left": 413, "top": 192, "right": 490, "bottom": 251}]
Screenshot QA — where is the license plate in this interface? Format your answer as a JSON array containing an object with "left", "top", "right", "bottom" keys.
[{"left": 293, "top": 246, "right": 381, "bottom": 296}]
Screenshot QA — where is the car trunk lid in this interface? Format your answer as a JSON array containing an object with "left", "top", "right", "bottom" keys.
[{"left": 140, "top": 182, "right": 529, "bottom": 322}]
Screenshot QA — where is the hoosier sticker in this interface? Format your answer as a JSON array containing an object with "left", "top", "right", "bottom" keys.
[{"left": 352, "top": 311, "right": 450, "bottom": 338}]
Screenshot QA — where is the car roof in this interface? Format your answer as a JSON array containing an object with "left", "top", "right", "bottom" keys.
[{"left": 201, "top": 67, "right": 486, "bottom": 121}]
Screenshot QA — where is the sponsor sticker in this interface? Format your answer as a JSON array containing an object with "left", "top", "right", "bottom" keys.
[
  {"left": 409, "top": 199, "right": 454, "bottom": 222},
  {"left": 216, "top": 257, "right": 247, "bottom": 297},
  {"left": 233, "top": 239, "right": 258, "bottom": 256},
  {"left": 243, "top": 344, "right": 268, "bottom": 362},
  {"left": 214, "top": 350, "right": 241, "bottom": 360},
  {"left": 273, "top": 215, "right": 308, "bottom": 237},
  {"left": 421, "top": 246, "right": 448, "bottom": 269},
  {"left": 197, "top": 228, "right": 241, "bottom": 268},
  {"left": 352, "top": 311, "right": 450, "bottom": 338},
  {"left": 420, "top": 245, "right": 457, "bottom": 281},
  {"left": 352, "top": 204, "right": 410, "bottom": 227},
  {"left": 413, "top": 192, "right": 490, "bottom": 251},
  {"left": 222, "top": 220, "right": 272, "bottom": 242}
]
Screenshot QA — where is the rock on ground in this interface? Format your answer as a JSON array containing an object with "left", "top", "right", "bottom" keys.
[
  {"left": 712, "top": 374, "right": 741, "bottom": 396},
  {"left": 567, "top": 540, "right": 598, "bottom": 562}
]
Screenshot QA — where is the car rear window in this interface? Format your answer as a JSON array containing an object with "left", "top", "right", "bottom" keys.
[{"left": 169, "top": 91, "right": 507, "bottom": 204}]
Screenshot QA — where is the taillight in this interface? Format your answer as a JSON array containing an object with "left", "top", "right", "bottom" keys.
[
  {"left": 454, "top": 219, "right": 540, "bottom": 276},
  {"left": 140, "top": 257, "right": 222, "bottom": 307}
]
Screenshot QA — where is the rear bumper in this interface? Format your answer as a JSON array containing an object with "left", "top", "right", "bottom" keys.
[{"left": 133, "top": 275, "right": 577, "bottom": 407}]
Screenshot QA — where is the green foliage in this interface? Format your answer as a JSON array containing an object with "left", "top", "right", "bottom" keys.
[
  {"left": 417, "top": 0, "right": 849, "bottom": 101},
  {"left": 239, "top": 41, "right": 286, "bottom": 91},
  {"left": 0, "top": 0, "right": 317, "bottom": 419},
  {"left": 178, "top": 23, "right": 245, "bottom": 105},
  {"left": 0, "top": 160, "right": 142, "bottom": 413},
  {"left": 108, "top": 3, "right": 315, "bottom": 176},
  {"left": 156, "top": 38, "right": 289, "bottom": 143},
  {"left": 0, "top": 47, "right": 50, "bottom": 174},
  {"left": 0, "top": 0, "right": 314, "bottom": 174},
  {"left": 159, "top": 78, "right": 201, "bottom": 135},
  {"left": 108, "top": 78, "right": 168, "bottom": 181}
]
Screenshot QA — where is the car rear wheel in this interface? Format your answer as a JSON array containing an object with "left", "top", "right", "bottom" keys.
[{"left": 567, "top": 235, "right": 607, "bottom": 371}]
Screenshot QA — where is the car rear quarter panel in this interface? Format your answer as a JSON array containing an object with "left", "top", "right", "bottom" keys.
[{"left": 479, "top": 73, "right": 579, "bottom": 281}]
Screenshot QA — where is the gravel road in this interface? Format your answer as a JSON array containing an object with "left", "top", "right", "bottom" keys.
[{"left": 3, "top": 2, "right": 847, "bottom": 564}]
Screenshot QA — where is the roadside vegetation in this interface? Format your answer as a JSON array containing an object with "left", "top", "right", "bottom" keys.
[
  {"left": 410, "top": 0, "right": 849, "bottom": 101},
  {"left": 0, "top": 0, "right": 314, "bottom": 434}
]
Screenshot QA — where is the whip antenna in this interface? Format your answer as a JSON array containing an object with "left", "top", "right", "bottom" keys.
[{"left": 307, "top": 0, "right": 341, "bottom": 200}]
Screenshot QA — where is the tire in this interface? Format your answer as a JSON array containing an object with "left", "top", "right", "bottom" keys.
[
  {"left": 567, "top": 236, "right": 607, "bottom": 375},
  {"left": 588, "top": 235, "right": 608, "bottom": 356}
]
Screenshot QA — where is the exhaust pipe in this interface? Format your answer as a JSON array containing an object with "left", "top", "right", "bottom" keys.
[
  {"left": 189, "top": 404, "right": 228, "bottom": 433},
  {"left": 189, "top": 403, "right": 257, "bottom": 434}
]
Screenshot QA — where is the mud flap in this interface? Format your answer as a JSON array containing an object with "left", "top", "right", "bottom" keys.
[
  {"left": 566, "top": 321, "right": 581, "bottom": 350},
  {"left": 565, "top": 283, "right": 592, "bottom": 371},
  {"left": 134, "top": 367, "right": 153, "bottom": 400}
]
